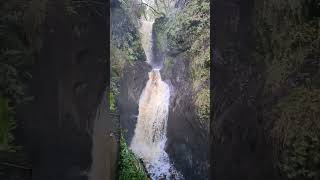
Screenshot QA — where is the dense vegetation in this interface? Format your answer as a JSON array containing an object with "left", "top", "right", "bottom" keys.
[
  {"left": 153, "top": 0, "right": 210, "bottom": 131},
  {"left": 0, "top": 0, "right": 42, "bottom": 178},
  {"left": 0, "top": 0, "right": 36, "bottom": 151},
  {"left": 110, "top": 0, "right": 146, "bottom": 113},
  {"left": 111, "top": 0, "right": 150, "bottom": 177},
  {"left": 254, "top": 0, "right": 320, "bottom": 179},
  {"left": 118, "top": 132, "right": 149, "bottom": 180}
]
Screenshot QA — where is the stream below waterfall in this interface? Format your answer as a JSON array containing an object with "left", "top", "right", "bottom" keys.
[{"left": 129, "top": 18, "right": 184, "bottom": 179}]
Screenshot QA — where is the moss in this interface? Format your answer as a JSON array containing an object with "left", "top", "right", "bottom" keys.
[
  {"left": 253, "top": 1, "right": 320, "bottom": 178},
  {"left": 183, "top": 0, "right": 210, "bottom": 126},
  {"left": 271, "top": 87, "right": 320, "bottom": 179},
  {"left": 166, "top": 0, "right": 209, "bottom": 53},
  {"left": 0, "top": 0, "right": 39, "bottom": 105},
  {"left": 153, "top": 16, "right": 168, "bottom": 53},
  {"left": 109, "top": 91, "right": 116, "bottom": 113},
  {"left": 154, "top": 0, "right": 210, "bottom": 128},
  {"left": 195, "top": 87, "right": 210, "bottom": 130},
  {"left": 254, "top": 0, "right": 319, "bottom": 94},
  {"left": 0, "top": 0, "right": 38, "bottom": 154},
  {"left": 190, "top": 47, "right": 210, "bottom": 90},
  {"left": 163, "top": 56, "right": 174, "bottom": 73},
  {"left": 118, "top": 132, "right": 149, "bottom": 180},
  {"left": 0, "top": 97, "right": 16, "bottom": 152},
  {"left": 111, "top": 0, "right": 146, "bottom": 114}
]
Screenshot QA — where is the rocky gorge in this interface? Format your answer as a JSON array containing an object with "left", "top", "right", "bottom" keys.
[{"left": 0, "top": 0, "right": 319, "bottom": 180}]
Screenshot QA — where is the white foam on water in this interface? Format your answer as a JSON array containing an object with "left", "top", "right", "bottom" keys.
[
  {"left": 133, "top": 8, "right": 184, "bottom": 178},
  {"left": 130, "top": 69, "right": 184, "bottom": 180}
]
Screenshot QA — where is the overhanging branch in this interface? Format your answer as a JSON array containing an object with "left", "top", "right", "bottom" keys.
[{"left": 138, "top": 2, "right": 165, "bottom": 16}]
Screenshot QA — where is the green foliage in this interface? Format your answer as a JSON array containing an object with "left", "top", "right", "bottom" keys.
[
  {"left": 111, "top": 2, "right": 146, "bottom": 114},
  {"left": 262, "top": 20, "right": 318, "bottom": 94},
  {"left": 109, "top": 91, "right": 116, "bottom": 113},
  {"left": 0, "top": 49, "right": 34, "bottom": 104},
  {"left": 110, "top": 34, "right": 144, "bottom": 112},
  {"left": 163, "top": 0, "right": 210, "bottom": 88},
  {"left": 190, "top": 48, "right": 210, "bottom": 89},
  {"left": 120, "top": 0, "right": 146, "bottom": 26},
  {"left": 272, "top": 87, "right": 320, "bottom": 179},
  {"left": 170, "top": 0, "right": 210, "bottom": 126},
  {"left": 118, "top": 132, "right": 149, "bottom": 180},
  {"left": 162, "top": 56, "right": 174, "bottom": 72},
  {"left": 166, "top": 0, "right": 209, "bottom": 53},
  {"left": 279, "top": 133, "right": 320, "bottom": 179},
  {"left": 194, "top": 88, "right": 210, "bottom": 131},
  {"left": 153, "top": 0, "right": 175, "bottom": 16},
  {"left": 0, "top": 0, "right": 38, "bottom": 154},
  {"left": 253, "top": 1, "right": 320, "bottom": 178},
  {"left": 153, "top": 16, "right": 168, "bottom": 53},
  {"left": 0, "top": 0, "right": 37, "bottom": 104},
  {"left": 254, "top": 0, "right": 319, "bottom": 94},
  {"left": 0, "top": 97, "right": 16, "bottom": 152},
  {"left": 111, "top": 3, "right": 145, "bottom": 63},
  {"left": 110, "top": 43, "right": 122, "bottom": 113},
  {"left": 154, "top": 0, "right": 210, "bottom": 129}
]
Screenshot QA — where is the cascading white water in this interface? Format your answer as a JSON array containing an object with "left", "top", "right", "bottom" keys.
[
  {"left": 129, "top": 17, "right": 184, "bottom": 179},
  {"left": 139, "top": 20, "right": 154, "bottom": 65}
]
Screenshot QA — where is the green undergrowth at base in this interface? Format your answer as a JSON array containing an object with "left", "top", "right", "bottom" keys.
[
  {"left": 118, "top": 132, "right": 149, "bottom": 180},
  {"left": 272, "top": 87, "right": 320, "bottom": 179}
]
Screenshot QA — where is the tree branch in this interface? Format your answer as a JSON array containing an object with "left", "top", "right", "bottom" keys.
[
  {"left": 0, "top": 162, "right": 31, "bottom": 170},
  {"left": 138, "top": 2, "right": 165, "bottom": 16}
]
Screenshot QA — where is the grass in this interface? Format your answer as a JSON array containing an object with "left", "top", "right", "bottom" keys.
[{"left": 118, "top": 132, "right": 149, "bottom": 180}]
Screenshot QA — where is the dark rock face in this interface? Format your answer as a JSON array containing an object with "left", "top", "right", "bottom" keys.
[
  {"left": 119, "top": 61, "right": 151, "bottom": 144},
  {"left": 15, "top": 0, "right": 116, "bottom": 179},
  {"left": 90, "top": 92, "right": 119, "bottom": 180},
  {"left": 211, "top": 0, "right": 320, "bottom": 179},
  {"left": 162, "top": 56, "right": 209, "bottom": 180},
  {"left": 210, "top": 0, "right": 280, "bottom": 179}
]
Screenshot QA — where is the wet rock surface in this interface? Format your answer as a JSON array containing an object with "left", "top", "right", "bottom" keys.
[
  {"left": 162, "top": 55, "right": 209, "bottom": 180},
  {"left": 211, "top": 0, "right": 281, "bottom": 179},
  {"left": 119, "top": 61, "right": 152, "bottom": 144},
  {"left": 15, "top": 0, "right": 115, "bottom": 179}
]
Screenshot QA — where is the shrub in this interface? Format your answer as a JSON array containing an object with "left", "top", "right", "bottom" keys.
[
  {"left": 0, "top": 97, "right": 16, "bottom": 152},
  {"left": 118, "top": 132, "right": 149, "bottom": 180},
  {"left": 272, "top": 87, "right": 320, "bottom": 179}
]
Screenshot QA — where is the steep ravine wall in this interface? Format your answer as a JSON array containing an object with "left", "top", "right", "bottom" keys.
[
  {"left": 152, "top": 0, "right": 210, "bottom": 178},
  {"left": 119, "top": 61, "right": 151, "bottom": 144},
  {"left": 211, "top": 0, "right": 320, "bottom": 180},
  {"left": 15, "top": 0, "right": 117, "bottom": 179},
  {"left": 110, "top": 0, "right": 150, "bottom": 145},
  {"left": 161, "top": 55, "right": 209, "bottom": 180},
  {"left": 211, "top": 0, "right": 281, "bottom": 179}
]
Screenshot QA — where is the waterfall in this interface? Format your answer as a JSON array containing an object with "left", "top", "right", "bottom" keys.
[
  {"left": 129, "top": 19, "right": 184, "bottom": 179},
  {"left": 139, "top": 20, "right": 154, "bottom": 66}
]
